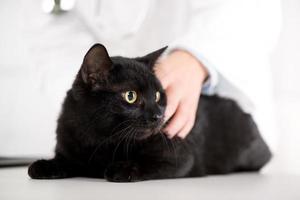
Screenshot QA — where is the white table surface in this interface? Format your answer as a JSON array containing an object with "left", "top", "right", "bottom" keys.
[{"left": 0, "top": 167, "right": 299, "bottom": 200}]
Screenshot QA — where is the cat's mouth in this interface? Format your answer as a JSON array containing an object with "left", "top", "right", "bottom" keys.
[{"left": 134, "top": 124, "right": 163, "bottom": 140}]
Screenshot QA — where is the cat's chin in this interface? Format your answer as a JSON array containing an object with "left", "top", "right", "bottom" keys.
[
  {"left": 135, "top": 127, "right": 161, "bottom": 141},
  {"left": 135, "top": 132, "right": 153, "bottom": 140}
]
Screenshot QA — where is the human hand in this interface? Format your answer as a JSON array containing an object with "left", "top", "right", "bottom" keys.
[{"left": 155, "top": 50, "right": 208, "bottom": 139}]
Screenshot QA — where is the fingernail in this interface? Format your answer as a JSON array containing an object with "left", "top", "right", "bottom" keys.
[
  {"left": 164, "top": 130, "right": 171, "bottom": 138},
  {"left": 163, "top": 115, "right": 169, "bottom": 123},
  {"left": 178, "top": 135, "right": 185, "bottom": 139},
  {"left": 166, "top": 133, "right": 174, "bottom": 139}
]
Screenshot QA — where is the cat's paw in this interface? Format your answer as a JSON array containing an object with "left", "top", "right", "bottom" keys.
[
  {"left": 28, "top": 159, "right": 69, "bottom": 179},
  {"left": 104, "top": 162, "right": 142, "bottom": 182}
]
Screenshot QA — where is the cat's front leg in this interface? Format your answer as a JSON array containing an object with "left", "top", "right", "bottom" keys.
[
  {"left": 28, "top": 158, "right": 73, "bottom": 179},
  {"left": 104, "top": 155, "right": 195, "bottom": 182},
  {"left": 104, "top": 161, "right": 141, "bottom": 182}
]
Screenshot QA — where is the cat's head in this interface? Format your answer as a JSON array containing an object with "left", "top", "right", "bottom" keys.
[{"left": 73, "top": 44, "right": 167, "bottom": 140}]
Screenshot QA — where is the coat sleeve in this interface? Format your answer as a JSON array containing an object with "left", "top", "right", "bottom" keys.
[{"left": 168, "top": 0, "right": 281, "bottom": 113}]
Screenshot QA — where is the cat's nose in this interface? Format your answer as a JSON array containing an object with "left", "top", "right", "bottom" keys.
[{"left": 151, "top": 114, "right": 163, "bottom": 121}]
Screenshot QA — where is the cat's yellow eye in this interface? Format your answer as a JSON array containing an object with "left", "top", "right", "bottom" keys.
[
  {"left": 122, "top": 91, "right": 137, "bottom": 104},
  {"left": 155, "top": 91, "right": 160, "bottom": 102}
]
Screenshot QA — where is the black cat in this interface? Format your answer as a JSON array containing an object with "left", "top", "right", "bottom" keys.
[{"left": 28, "top": 44, "right": 271, "bottom": 182}]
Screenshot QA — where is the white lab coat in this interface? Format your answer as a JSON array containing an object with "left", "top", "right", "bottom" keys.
[
  {"left": 76, "top": 0, "right": 282, "bottom": 151},
  {"left": 0, "top": 0, "right": 282, "bottom": 157}
]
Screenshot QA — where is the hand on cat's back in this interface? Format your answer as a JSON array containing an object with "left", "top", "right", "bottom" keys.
[{"left": 155, "top": 50, "right": 208, "bottom": 139}]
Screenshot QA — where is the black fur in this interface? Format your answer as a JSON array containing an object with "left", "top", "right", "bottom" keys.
[{"left": 28, "top": 44, "right": 272, "bottom": 182}]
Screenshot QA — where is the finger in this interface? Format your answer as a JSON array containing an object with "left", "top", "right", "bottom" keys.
[
  {"left": 177, "top": 94, "right": 200, "bottom": 138},
  {"left": 163, "top": 86, "right": 180, "bottom": 122},
  {"left": 172, "top": 95, "right": 199, "bottom": 138},
  {"left": 164, "top": 102, "right": 189, "bottom": 138},
  {"left": 177, "top": 116, "right": 196, "bottom": 139}
]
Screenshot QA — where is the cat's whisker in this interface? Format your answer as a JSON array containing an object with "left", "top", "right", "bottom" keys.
[
  {"left": 133, "top": 129, "right": 138, "bottom": 146},
  {"left": 124, "top": 127, "right": 135, "bottom": 160},
  {"left": 122, "top": 126, "right": 131, "bottom": 160},
  {"left": 83, "top": 106, "right": 133, "bottom": 138},
  {"left": 112, "top": 124, "right": 135, "bottom": 162},
  {"left": 110, "top": 119, "right": 136, "bottom": 136},
  {"left": 129, "top": 128, "right": 138, "bottom": 157},
  {"left": 88, "top": 120, "right": 136, "bottom": 164}
]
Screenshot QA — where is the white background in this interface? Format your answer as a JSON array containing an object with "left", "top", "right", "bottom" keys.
[{"left": 0, "top": 0, "right": 299, "bottom": 174}]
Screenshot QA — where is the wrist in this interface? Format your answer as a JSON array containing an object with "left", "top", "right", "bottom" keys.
[{"left": 170, "top": 50, "right": 208, "bottom": 82}]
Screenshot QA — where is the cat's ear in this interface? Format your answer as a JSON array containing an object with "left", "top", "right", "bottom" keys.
[
  {"left": 136, "top": 46, "right": 168, "bottom": 69},
  {"left": 80, "top": 43, "right": 112, "bottom": 85}
]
